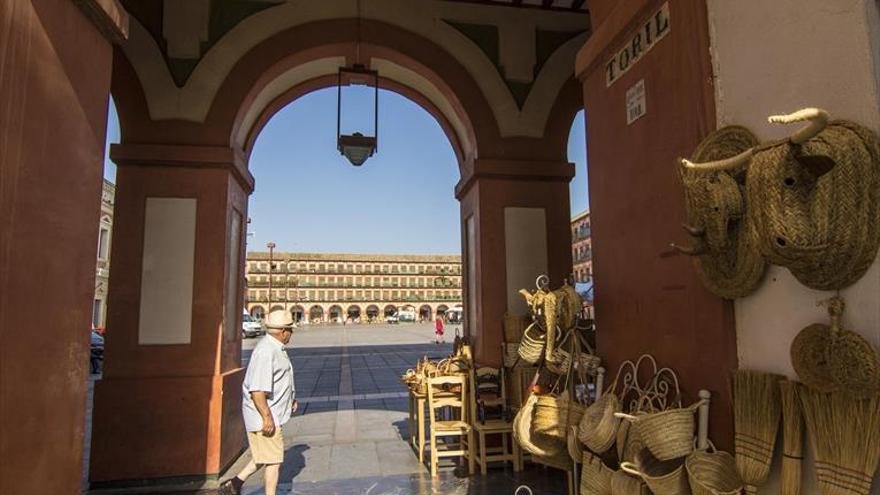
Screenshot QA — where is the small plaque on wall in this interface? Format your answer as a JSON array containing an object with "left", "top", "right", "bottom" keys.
[{"left": 626, "top": 79, "right": 647, "bottom": 125}]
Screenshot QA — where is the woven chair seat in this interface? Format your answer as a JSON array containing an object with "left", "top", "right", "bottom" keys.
[
  {"left": 434, "top": 420, "right": 471, "bottom": 431},
  {"left": 474, "top": 419, "right": 513, "bottom": 432}
]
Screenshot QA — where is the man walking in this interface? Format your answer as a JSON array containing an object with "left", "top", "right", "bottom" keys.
[{"left": 220, "top": 309, "right": 297, "bottom": 495}]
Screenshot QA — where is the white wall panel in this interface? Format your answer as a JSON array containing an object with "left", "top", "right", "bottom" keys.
[{"left": 138, "top": 198, "right": 197, "bottom": 345}]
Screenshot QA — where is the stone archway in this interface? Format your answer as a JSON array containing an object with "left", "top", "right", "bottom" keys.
[
  {"left": 308, "top": 305, "right": 324, "bottom": 324},
  {"left": 328, "top": 305, "right": 343, "bottom": 324},
  {"left": 436, "top": 305, "right": 449, "bottom": 320},
  {"left": 383, "top": 305, "right": 397, "bottom": 318},
  {"left": 250, "top": 305, "right": 266, "bottom": 320},
  {"left": 366, "top": 305, "right": 380, "bottom": 322},
  {"left": 418, "top": 304, "right": 432, "bottom": 322},
  {"left": 290, "top": 305, "right": 305, "bottom": 323},
  {"left": 94, "top": 4, "right": 584, "bottom": 486},
  {"left": 347, "top": 305, "right": 362, "bottom": 323}
]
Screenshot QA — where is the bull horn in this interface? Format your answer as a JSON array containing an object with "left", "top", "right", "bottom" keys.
[
  {"left": 670, "top": 242, "right": 708, "bottom": 256},
  {"left": 680, "top": 148, "right": 754, "bottom": 171},
  {"left": 681, "top": 223, "right": 706, "bottom": 237},
  {"left": 767, "top": 108, "right": 830, "bottom": 144}
]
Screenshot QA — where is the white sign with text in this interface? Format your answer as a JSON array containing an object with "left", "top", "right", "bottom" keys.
[{"left": 626, "top": 79, "right": 647, "bottom": 125}]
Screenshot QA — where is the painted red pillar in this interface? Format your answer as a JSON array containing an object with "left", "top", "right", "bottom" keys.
[
  {"left": 89, "top": 144, "right": 251, "bottom": 487},
  {"left": 0, "top": 1, "right": 126, "bottom": 494},
  {"left": 457, "top": 159, "right": 574, "bottom": 367},
  {"left": 576, "top": 0, "right": 737, "bottom": 449}
]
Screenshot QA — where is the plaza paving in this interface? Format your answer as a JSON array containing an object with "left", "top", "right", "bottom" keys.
[{"left": 85, "top": 323, "right": 567, "bottom": 494}]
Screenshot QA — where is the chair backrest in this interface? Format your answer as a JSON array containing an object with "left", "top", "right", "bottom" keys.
[
  {"left": 469, "top": 366, "right": 507, "bottom": 422},
  {"left": 427, "top": 374, "right": 468, "bottom": 417}
]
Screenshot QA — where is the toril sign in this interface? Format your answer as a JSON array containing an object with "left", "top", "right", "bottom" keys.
[{"left": 605, "top": 3, "right": 671, "bottom": 87}]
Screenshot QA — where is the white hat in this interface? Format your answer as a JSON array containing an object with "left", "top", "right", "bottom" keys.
[{"left": 265, "top": 309, "right": 294, "bottom": 329}]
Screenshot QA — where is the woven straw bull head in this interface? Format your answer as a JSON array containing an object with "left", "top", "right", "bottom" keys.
[
  {"left": 675, "top": 127, "right": 766, "bottom": 299},
  {"left": 683, "top": 108, "right": 880, "bottom": 292}
]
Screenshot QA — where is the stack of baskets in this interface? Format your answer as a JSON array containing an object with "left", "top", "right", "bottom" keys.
[
  {"left": 400, "top": 346, "right": 472, "bottom": 394},
  {"left": 574, "top": 359, "right": 742, "bottom": 495}
]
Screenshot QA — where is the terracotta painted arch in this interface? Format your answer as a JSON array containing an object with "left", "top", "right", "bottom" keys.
[
  {"left": 110, "top": 18, "right": 583, "bottom": 167},
  {"left": 308, "top": 305, "right": 324, "bottom": 319},
  {"left": 383, "top": 305, "right": 397, "bottom": 316}
]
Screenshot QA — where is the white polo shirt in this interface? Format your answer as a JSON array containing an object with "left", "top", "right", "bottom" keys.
[{"left": 241, "top": 335, "right": 295, "bottom": 432}]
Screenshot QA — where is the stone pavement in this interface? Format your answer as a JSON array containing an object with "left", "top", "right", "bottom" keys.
[{"left": 84, "top": 323, "right": 568, "bottom": 494}]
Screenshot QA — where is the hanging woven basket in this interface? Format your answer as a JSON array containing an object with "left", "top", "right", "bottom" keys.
[
  {"left": 686, "top": 445, "right": 744, "bottom": 495},
  {"left": 581, "top": 451, "right": 613, "bottom": 495},
  {"left": 578, "top": 392, "right": 622, "bottom": 454},
  {"left": 621, "top": 448, "right": 692, "bottom": 495},
  {"left": 517, "top": 322, "right": 546, "bottom": 364},
  {"left": 616, "top": 399, "right": 704, "bottom": 461},
  {"left": 533, "top": 393, "right": 584, "bottom": 441}
]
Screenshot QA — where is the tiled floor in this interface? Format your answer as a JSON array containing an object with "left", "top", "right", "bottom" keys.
[{"left": 83, "top": 324, "right": 568, "bottom": 494}]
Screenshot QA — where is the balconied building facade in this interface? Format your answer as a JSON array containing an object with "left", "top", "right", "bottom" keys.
[
  {"left": 571, "top": 210, "right": 592, "bottom": 283},
  {"left": 245, "top": 252, "right": 463, "bottom": 324},
  {"left": 92, "top": 180, "right": 115, "bottom": 329}
]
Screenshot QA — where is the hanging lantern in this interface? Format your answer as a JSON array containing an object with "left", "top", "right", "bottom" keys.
[{"left": 337, "top": 64, "right": 379, "bottom": 167}]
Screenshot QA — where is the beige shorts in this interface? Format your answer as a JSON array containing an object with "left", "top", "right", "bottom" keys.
[{"left": 247, "top": 426, "right": 283, "bottom": 465}]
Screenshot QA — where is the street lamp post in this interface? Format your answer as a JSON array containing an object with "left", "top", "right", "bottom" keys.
[{"left": 267, "top": 241, "right": 276, "bottom": 309}]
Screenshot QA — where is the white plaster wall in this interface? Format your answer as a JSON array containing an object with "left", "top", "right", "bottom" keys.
[{"left": 707, "top": 1, "right": 880, "bottom": 493}]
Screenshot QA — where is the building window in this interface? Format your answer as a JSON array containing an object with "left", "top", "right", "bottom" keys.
[
  {"left": 92, "top": 299, "right": 103, "bottom": 327},
  {"left": 98, "top": 226, "right": 111, "bottom": 261}
]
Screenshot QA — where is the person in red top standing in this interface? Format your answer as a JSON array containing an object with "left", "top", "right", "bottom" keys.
[{"left": 434, "top": 316, "right": 444, "bottom": 344}]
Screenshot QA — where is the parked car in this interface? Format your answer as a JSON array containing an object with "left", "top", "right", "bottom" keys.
[
  {"left": 385, "top": 313, "right": 399, "bottom": 324},
  {"left": 241, "top": 312, "right": 265, "bottom": 338},
  {"left": 90, "top": 330, "right": 104, "bottom": 374},
  {"left": 397, "top": 309, "right": 417, "bottom": 323}
]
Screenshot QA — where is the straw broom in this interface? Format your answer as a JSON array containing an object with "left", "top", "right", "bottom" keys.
[
  {"left": 799, "top": 385, "right": 880, "bottom": 495},
  {"left": 733, "top": 370, "right": 784, "bottom": 494},
  {"left": 779, "top": 380, "right": 804, "bottom": 495}
]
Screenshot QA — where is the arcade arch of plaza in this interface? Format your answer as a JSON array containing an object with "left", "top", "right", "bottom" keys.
[{"left": 4, "top": 1, "right": 880, "bottom": 494}]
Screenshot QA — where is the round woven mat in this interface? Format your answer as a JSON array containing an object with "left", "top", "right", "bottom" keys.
[
  {"left": 680, "top": 125, "right": 766, "bottom": 299},
  {"left": 790, "top": 323, "right": 838, "bottom": 392},
  {"left": 827, "top": 329, "right": 880, "bottom": 398}
]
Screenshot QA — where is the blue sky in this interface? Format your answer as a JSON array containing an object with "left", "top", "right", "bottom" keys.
[{"left": 103, "top": 90, "right": 588, "bottom": 255}]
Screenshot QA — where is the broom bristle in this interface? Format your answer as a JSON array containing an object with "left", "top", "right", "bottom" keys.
[
  {"left": 733, "top": 370, "right": 784, "bottom": 491},
  {"left": 780, "top": 380, "right": 804, "bottom": 495},
  {"left": 799, "top": 385, "right": 880, "bottom": 495}
]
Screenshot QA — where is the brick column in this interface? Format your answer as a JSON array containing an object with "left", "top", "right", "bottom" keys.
[
  {"left": 89, "top": 144, "right": 253, "bottom": 487},
  {"left": 456, "top": 159, "right": 574, "bottom": 367}
]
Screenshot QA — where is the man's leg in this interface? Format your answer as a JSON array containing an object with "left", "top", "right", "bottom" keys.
[
  {"left": 235, "top": 459, "right": 260, "bottom": 482},
  {"left": 263, "top": 463, "right": 281, "bottom": 495}
]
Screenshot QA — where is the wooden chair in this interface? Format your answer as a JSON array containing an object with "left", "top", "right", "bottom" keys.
[
  {"left": 469, "top": 366, "right": 521, "bottom": 474},
  {"left": 426, "top": 374, "right": 475, "bottom": 477}
]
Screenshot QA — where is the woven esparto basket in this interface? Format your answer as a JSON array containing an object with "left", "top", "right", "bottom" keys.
[
  {"left": 513, "top": 394, "right": 563, "bottom": 457},
  {"left": 534, "top": 394, "right": 584, "bottom": 440},
  {"left": 578, "top": 392, "right": 622, "bottom": 454},
  {"left": 686, "top": 446, "right": 743, "bottom": 495},
  {"left": 502, "top": 343, "right": 521, "bottom": 368},
  {"left": 504, "top": 313, "right": 529, "bottom": 343},
  {"left": 616, "top": 399, "right": 704, "bottom": 461},
  {"left": 611, "top": 469, "right": 650, "bottom": 495},
  {"left": 549, "top": 347, "right": 601, "bottom": 374},
  {"left": 581, "top": 451, "right": 613, "bottom": 495},
  {"left": 517, "top": 323, "right": 545, "bottom": 364},
  {"left": 621, "top": 448, "right": 692, "bottom": 495}
]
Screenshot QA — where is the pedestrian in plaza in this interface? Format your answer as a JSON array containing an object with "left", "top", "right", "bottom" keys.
[
  {"left": 434, "top": 315, "right": 444, "bottom": 344},
  {"left": 220, "top": 309, "right": 298, "bottom": 495}
]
